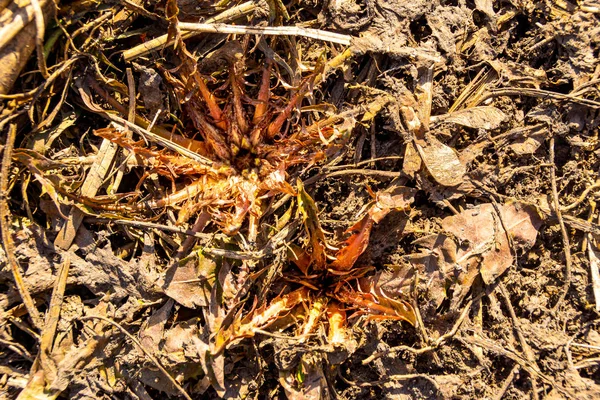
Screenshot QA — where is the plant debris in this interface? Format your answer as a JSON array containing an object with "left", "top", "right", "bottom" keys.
[{"left": 1, "top": 0, "right": 600, "bottom": 399}]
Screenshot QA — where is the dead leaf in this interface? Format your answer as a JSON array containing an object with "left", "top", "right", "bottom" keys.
[
  {"left": 161, "top": 250, "right": 216, "bottom": 308},
  {"left": 443, "top": 202, "right": 541, "bottom": 285},
  {"left": 475, "top": 0, "right": 496, "bottom": 20},
  {"left": 488, "top": 60, "right": 547, "bottom": 88},
  {"left": 402, "top": 141, "right": 422, "bottom": 178},
  {"left": 372, "top": 264, "right": 415, "bottom": 299},
  {"left": 447, "top": 202, "right": 540, "bottom": 307},
  {"left": 331, "top": 216, "right": 374, "bottom": 272},
  {"left": 163, "top": 320, "right": 201, "bottom": 364},
  {"left": 140, "top": 299, "right": 173, "bottom": 353},
  {"left": 416, "top": 134, "right": 466, "bottom": 187},
  {"left": 410, "top": 202, "right": 541, "bottom": 308},
  {"left": 508, "top": 132, "right": 546, "bottom": 155},
  {"left": 133, "top": 62, "right": 168, "bottom": 121},
  {"left": 431, "top": 106, "right": 506, "bottom": 130}
]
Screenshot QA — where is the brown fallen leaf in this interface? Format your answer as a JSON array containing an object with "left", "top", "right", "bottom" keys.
[
  {"left": 443, "top": 202, "right": 542, "bottom": 285},
  {"left": 140, "top": 299, "right": 173, "bottom": 353},
  {"left": 430, "top": 106, "right": 506, "bottom": 130},
  {"left": 161, "top": 250, "right": 216, "bottom": 308},
  {"left": 416, "top": 133, "right": 466, "bottom": 187},
  {"left": 409, "top": 202, "right": 541, "bottom": 308},
  {"left": 508, "top": 132, "right": 546, "bottom": 155},
  {"left": 402, "top": 141, "right": 422, "bottom": 179}
]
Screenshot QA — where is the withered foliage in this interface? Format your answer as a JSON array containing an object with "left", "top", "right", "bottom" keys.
[{"left": 1, "top": 0, "right": 600, "bottom": 399}]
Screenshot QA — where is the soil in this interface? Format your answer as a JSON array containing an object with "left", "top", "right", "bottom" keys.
[{"left": 1, "top": 0, "right": 600, "bottom": 399}]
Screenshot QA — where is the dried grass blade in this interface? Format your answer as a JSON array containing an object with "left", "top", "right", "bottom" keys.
[
  {"left": 448, "top": 68, "right": 497, "bottom": 112},
  {"left": 122, "top": 1, "right": 257, "bottom": 61},
  {"left": 1, "top": 124, "right": 43, "bottom": 329},
  {"left": 38, "top": 255, "right": 70, "bottom": 383},
  {"left": 29, "top": 0, "right": 48, "bottom": 78},
  {"left": 177, "top": 22, "right": 352, "bottom": 45}
]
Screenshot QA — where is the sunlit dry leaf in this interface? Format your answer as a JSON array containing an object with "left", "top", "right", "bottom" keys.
[
  {"left": 140, "top": 299, "right": 173, "bottom": 353},
  {"left": 218, "top": 288, "right": 310, "bottom": 353},
  {"left": 442, "top": 202, "right": 541, "bottom": 286},
  {"left": 431, "top": 106, "right": 506, "bottom": 130},
  {"left": 475, "top": 0, "right": 496, "bottom": 20},
  {"left": 357, "top": 270, "right": 417, "bottom": 325},
  {"left": 370, "top": 187, "right": 417, "bottom": 223},
  {"left": 16, "top": 370, "right": 60, "bottom": 400},
  {"left": 487, "top": 60, "right": 547, "bottom": 88},
  {"left": 326, "top": 302, "right": 347, "bottom": 346},
  {"left": 409, "top": 202, "right": 541, "bottom": 308},
  {"left": 161, "top": 250, "right": 216, "bottom": 308},
  {"left": 416, "top": 134, "right": 466, "bottom": 187},
  {"left": 163, "top": 320, "right": 202, "bottom": 364},
  {"left": 331, "top": 216, "right": 373, "bottom": 272},
  {"left": 371, "top": 264, "right": 415, "bottom": 299},
  {"left": 416, "top": 65, "right": 434, "bottom": 131},
  {"left": 508, "top": 132, "right": 546, "bottom": 155}
]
